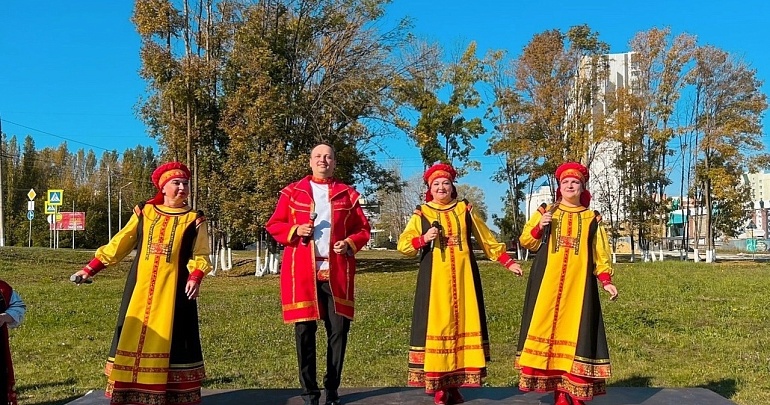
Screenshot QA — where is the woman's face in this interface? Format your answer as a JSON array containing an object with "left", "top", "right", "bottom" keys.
[
  {"left": 430, "top": 178, "right": 454, "bottom": 203},
  {"left": 163, "top": 177, "right": 189, "bottom": 207},
  {"left": 559, "top": 177, "right": 583, "bottom": 204}
]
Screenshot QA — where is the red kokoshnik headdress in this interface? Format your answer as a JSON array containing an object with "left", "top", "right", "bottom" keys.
[
  {"left": 555, "top": 161, "right": 591, "bottom": 207},
  {"left": 423, "top": 163, "right": 458, "bottom": 202},
  {"left": 147, "top": 161, "right": 191, "bottom": 205}
]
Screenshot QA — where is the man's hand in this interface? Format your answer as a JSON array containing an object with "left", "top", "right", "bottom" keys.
[
  {"left": 296, "top": 223, "right": 314, "bottom": 239},
  {"left": 333, "top": 240, "right": 349, "bottom": 255}
]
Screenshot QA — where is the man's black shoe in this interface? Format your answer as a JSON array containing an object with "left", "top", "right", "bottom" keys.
[
  {"left": 303, "top": 398, "right": 320, "bottom": 405},
  {"left": 324, "top": 390, "right": 341, "bottom": 405}
]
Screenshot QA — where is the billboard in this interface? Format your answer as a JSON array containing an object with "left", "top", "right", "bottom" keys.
[{"left": 49, "top": 212, "right": 86, "bottom": 231}]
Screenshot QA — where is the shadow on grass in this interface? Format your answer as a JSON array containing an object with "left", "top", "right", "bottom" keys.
[
  {"left": 17, "top": 378, "right": 77, "bottom": 391},
  {"left": 28, "top": 396, "right": 82, "bottom": 405},
  {"left": 698, "top": 378, "right": 738, "bottom": 399},
  {"left": 609, "top": 375, "right": 654, "bottom": 387},
  {"left": 357, "top": 257, "right": 417, "bottom": 274}
]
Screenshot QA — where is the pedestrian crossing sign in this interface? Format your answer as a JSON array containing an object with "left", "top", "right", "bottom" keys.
[
  {"left": 45, "top": 202, "right": 56, "bottom": 214},
  {"left": 47, "top": 189, "right": 64, "bottom": 206}
]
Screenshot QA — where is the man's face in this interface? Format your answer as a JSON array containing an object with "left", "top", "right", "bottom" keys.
[{"left": 309, "top": 144, "right": 336, "bottom": 178}]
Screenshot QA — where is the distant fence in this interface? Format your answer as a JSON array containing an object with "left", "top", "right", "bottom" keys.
[{"left": 722, "top": 238, "right": 769, "bottom": 252}]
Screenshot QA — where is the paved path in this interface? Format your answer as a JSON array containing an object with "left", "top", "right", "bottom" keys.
[{"left": 67, "top": 387, "right": 736, "bottom": 405}]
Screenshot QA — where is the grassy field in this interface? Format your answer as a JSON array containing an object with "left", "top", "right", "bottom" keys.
[{"left": 1, "top": 247, "right": 769, "bottom": 405}]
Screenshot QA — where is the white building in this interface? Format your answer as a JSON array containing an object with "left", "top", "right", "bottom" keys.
[
  {"left": 584, "top": 52, "right": 638, "bottom": 218},
  {"left": 740, "top": 172, "right": 770, "bottom": 238},
  {"left": 523, "top": 181, "right": 553, "bottom": 220}
]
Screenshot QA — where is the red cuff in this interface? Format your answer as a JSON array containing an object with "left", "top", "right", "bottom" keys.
[
  {"left": 83, "top": 258, "right": 106, "bottom": 276},
  {"left": 597, "top": 273, "right": 612, "bottom": 286},
  {"left": 188, "top": 270, "right": 205, "bottom": 284},
  {"left": 497, "top": 252, "right": 515, "bottom": 267},
  {"left": 411, "top": 235, "right": 427, "bottom": 249},
  {"left": 530, "top": 225, "right": 543, "bottom": 240}
]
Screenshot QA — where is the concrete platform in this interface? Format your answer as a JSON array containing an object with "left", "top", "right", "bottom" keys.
[{"left": 67, "top": 387, "right": 736, "bottom": 405}]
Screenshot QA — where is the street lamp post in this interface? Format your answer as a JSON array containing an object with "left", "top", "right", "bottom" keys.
[
  {"left": 759, "top": 199, "right": 767, "bottom": 240},
  {"left": 118, "top": 182, "right": 133, "bottom": 229}
]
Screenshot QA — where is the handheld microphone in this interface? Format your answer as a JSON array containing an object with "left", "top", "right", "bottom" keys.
[
  {"left": 430, "top": 221, "right": 442, "bottom": 251},
  {"left": 541, "top": 200, "right": 561, "bottom": 244},
  {"left": 302, "top": 212, "right": 317, "bottom": 245},
  {"left": 70, "top": 273, "right": 93, "bottom": 284}
]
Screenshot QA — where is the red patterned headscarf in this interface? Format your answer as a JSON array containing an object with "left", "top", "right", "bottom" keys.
[
  {"left": 423, "top": 163, "right": 458, "bottom": 202},
  {"left": 147, "top": 162, "right": 191, "bottom": 205},
  {"left": 555, "top": 162, "right": 591, "bottom": 207}
]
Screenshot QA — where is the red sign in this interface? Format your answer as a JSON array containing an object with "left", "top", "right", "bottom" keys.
[{"left": 50, "top": 212, "right": 86, "bottom": 231}]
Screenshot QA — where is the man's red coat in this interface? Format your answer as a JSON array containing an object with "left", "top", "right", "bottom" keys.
[{"left": 266, "top": 176, "right": 371, "bottom": 323}]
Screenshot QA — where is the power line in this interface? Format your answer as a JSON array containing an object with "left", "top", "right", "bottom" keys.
[{"left": 0, "top": 118, "right": 133, "bottom": 152}]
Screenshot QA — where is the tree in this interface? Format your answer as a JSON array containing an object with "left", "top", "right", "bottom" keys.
[
  {"left": 396, "top": 42, "right": 486, "bottom": 173},
  {"left": 455, "top": 183, "right": 488, "bottom": 222},
  {"left": 686, "top": 45, "right": 768, "bottom": 259}
]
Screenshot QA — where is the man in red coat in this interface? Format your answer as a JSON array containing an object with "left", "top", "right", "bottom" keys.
[{"left": 266, "top": 143, "right": 371, "bottom": 405}]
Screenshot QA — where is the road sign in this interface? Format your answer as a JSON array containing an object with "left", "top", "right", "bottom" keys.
[
  {"left": 747, "top": 238, "right": 757, "bottom": 253},
  {"left": 28, "top": 201, "right": 34, "bottom": 211},
  {"left": 47, "top": 189, "right": 64, "bottom": 206},
  {"left": 26, "top": 211, "right": 34, "bottom": 221},
  {"left": 45, "top": 202, "right": 56, "bottom": 214},
  {"left": 27, "top": 188, "right": 36, "bottom": 200}
]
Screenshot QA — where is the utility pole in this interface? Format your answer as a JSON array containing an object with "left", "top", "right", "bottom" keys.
[
  {"left": 119, "top": 181, "right": 132, "bottom": 228},
  {"left": 107, "top": 165, "right": 112, "bottom": 240},
  {"left": 0, "top": 119, "right": 5, "bottom": 247}
]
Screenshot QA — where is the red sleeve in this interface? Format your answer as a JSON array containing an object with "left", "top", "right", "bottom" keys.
[
  {"left": 597, "top": 272, "right": 612, "bottom": 285},
  {"left": 83, "top": 257, "right": 106, "bottom": 276},
  {"left": 530, "top": 225, "right": 543, "bottom": 240},
  {"left": 188, "top": 270, "right": 205, "bottom": 284},
  {"left": 266, "top": 189, "right": 298, "bottom": 246},
  {"left": 496, "top": 252, "right": 516, "bottom": 267},
  {"left": 342, "top": 190, "right": 371, "bottom": 254},
  {"left": 411, "top": 235, "right": 427, "bottom": 250}
]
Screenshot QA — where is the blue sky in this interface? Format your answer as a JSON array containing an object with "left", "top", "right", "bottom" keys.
[{"left": 1, "top": 1, "right": 769, "bottom": 230}]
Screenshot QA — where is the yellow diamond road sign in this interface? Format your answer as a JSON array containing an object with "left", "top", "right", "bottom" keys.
[{"left": 27, "top": 188, "right": 36, "bottom": 201}]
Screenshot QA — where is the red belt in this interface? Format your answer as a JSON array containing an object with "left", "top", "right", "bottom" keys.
[{"left": 316, "top": 257, "right": 329, "bottom": 281}]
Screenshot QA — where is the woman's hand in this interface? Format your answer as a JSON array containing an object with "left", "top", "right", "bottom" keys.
[
  {"left": 603, "top": 283, "right": 618, "bottom": 301},
  {"left": 185, "top": 280, "right": 200, "bottom": 300},
  {"left": 71, "top": 269, "right": 92, "bottom": 284},
  {"left": 539, "top": 212, "right": 553, "bottom": 229},
  {"left": 507, "top": 262, "right": 523, "bottom": 277},
  {"left": 423, "top": 226, "right": 439, "bottom": 242}
]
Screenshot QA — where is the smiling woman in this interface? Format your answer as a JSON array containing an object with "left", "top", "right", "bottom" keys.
[
  {"left": 397, "top": 162, "right": 522, "bottom": 405},
  {"left": 71, "top": 161, "right": 213, "bottom": 405},
  {"left": 516, "top": 162, "right": 618, "bottom": 405}
]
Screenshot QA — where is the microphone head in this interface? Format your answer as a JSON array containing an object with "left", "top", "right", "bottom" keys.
[
  {"left": 432, "top": 221, "right": 440, "bottom": 227},
  {"left": 310, "top": 212, "right": 318, "bottom": 220}
]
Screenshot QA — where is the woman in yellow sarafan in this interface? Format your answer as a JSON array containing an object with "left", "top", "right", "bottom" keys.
[
  {"left": 516, "top": 162, "right": 618, "bottom": 405},
  {"left": 398, "top": 163, "right": 522, "bottom": 405},
  {"left": 73, "top": 162, "right": 212, "bottom": 405}
]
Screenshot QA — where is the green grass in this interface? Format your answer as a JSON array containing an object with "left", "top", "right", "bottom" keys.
[{"left": 1, "top": 247, "right": 769, "bottom": 404}]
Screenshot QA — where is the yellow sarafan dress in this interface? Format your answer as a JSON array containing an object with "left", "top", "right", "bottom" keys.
[
  {"left": 94, "top": 203, "right": 211, "bottom": 405},
  {"left": 397, "top": 199, "right": 511, "bottom": 394},
  {"left": 516, "top": 204, "right": 613, "bottom": 401}
]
